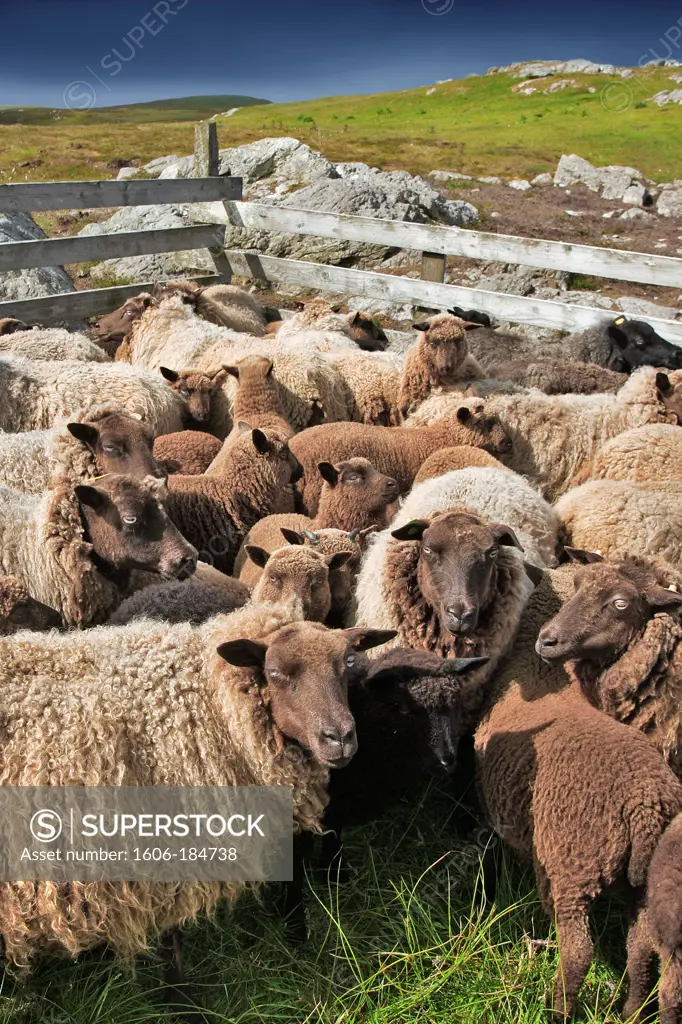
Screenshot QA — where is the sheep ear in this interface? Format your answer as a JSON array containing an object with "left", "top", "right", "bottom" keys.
[
  {"left": 280, "top": 528, "right": 305, "bottom": 546},
  {"left": 245, "top": 545, "right": 270, "bottom": 569},
  {"left": 608, "top": 324, "right": 628, "bottom": 348},
  {"left": 318, "top": 461, "right": 339, "bottom": 486},
  {"left": 463, "top": 321, "right": 485, "bottom": 331},
  {"left": 236, "top": 421, "right": 252, "bottom": 435},
  {"left": 412, "top": 321, "right": 430, "bottom": 332},
  {"left": 490, "top": 523, "right": 523, "bottom": 550},
  {"left": 391, "top": 519, "right": 429, "bottom": 541},
  {"left": 343, "top": 628, "right": 398, "bottom": 651},
  {"left": 656, "top": 372, "right": 672, "bottom": 396},
  {"left": 263, "top": 358, "right": 274, "bottom": 376},
  {"left": 251, "top": 429, "right": 270, "bottom": 455},
  {"left": 216, "top": 638, "right": 268, "bottom": 668},
  {"left": 159, "top": 366, "right": 179, "bottom": 383},
  {"left": 222, "top": 365, "right": 239, "bottom": 379},
  {"left": 464, "top": 385, "right": 480, "bottom": 398},
  {"left": 327, "top": 550, "right": 353, "bottom": 571},
  {"left": 346, "top": 310, "right": 361, "bottom": 326},
  {"left": 523, "top": 561, "right": 544, "bottom": 586},
  {"left": 330, "top": 302, "right": 343, "bottom": 313},
  {"left": 448, "top": 307, "right": 463, "bottom": 317},
  {"left": 302, "top": 530, "right": 321, "bottom": 545},
  {"left": 564, "top": 547, "right": 605, "bottom": 565},
  {"left": 211, "top": 367, "right": 229, "bottom": 383},
  {"left": 646, "top": 585, "right": 682, "bottom": 612},
  {"left": 74, "top": 484, "right": 108, "bottom": 513},
  {"left": 66, "top": 422, "right": 99, "bottom": 447}
]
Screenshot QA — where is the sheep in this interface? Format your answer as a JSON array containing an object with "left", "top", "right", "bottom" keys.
[
  {"left": 376, "top": 466, "right": 559, "bottom": 568},
  {"left": 158, "top": 365, "right": 228, "bottom": 429},
  {"left": 247, "top": 544, "right": 354, "bottom": 624},
  {"left": 94, "top": 292, "right": 156, "bottom": 357},
  {"left": 211, "top": 354, "right": 294, "bottom": 455},
  {"left": 324, "top": 349, "right": 404, "bottom": 426},
  {"left": 275, "top": 298, "right": 361, "bottom": 352},
  {"left": 353, "top": 509, "right": 538, "bottom": 725},
  {"left": 0, "top": 600, "right": 394, "bottom": 969},
  {"left": 165, "top": 426, "right": 301, "bottom": 575},
  {"left": 0, "top": 574, "right": 61, "bottom": 633},
  {"left": 109, "top": 577, "right": 251, "bottom": 626},
  {"left": 156, "top": 279, "right": 268, "bottom": 335},
  {"left": 574, "top": 423, "right": 682, "bottom": 485},
  {"left": 0, "top": 474, "right": 197, "bottom": 627},
  {"left": 0, "top": 404, "right": 165, "bottom": 494},
  {"left": 345, "top": 309, "right": 388, "bottom": 352},
  {"left": 288, "top": 399, "right": 512, "bottom": 515},
  {"left": 474, "top": 564, "right": 682, "bottom": 1018},
  {"left": 0, "top": 355, "right": 185, "bottom": 435},
  {"left": 484, "top": 358, "right": 627, "bottom": 395},
  {"left": 536, "top": 551, "right": 682, "bottom": 780},
  {"left": 397, "top": 313, "right": 485, "bottom": 419},
  {"left": 555, "top": 480, "right": 682, "bottom": 569},
  {"left": 413, "top": 446, "right": 505, "bottom": 483},
  {"left": 0, "top": 327, "right": 112, "bottom": 363},
  {"left": 153, "top": 429, "right": 223, "bottom": 475},
  {"left": 0, "top": 317, "right": 28, "bottom": 335},
  {"left": 407, "top": 368, "right": 682, "bottom": 501}
]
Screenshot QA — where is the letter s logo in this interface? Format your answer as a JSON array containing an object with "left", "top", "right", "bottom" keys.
[{"left": 30, "top": 809, "right": 63, "bottom": 843}]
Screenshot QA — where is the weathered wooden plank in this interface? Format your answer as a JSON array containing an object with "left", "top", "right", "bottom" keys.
[
  {"left": 224, "top": 251, "right": 682, "bottom": 344},
  {"left": 0, "top": 276, "right": 221, "bottom": 324},
  {"left": 0, "top": 177, "right": 242, "bottom": 213},
  {"left": 228, "top": 203, "right": 682, "bottom": 289},
  {"left": 0, "top": 225, "right": 224, "bottom": 272},
  {"left": 421, "top": 251, "right": 446, "bottom": 284},
  {"left": 194, "top": 122, "right": 220, "bottom": 178}
]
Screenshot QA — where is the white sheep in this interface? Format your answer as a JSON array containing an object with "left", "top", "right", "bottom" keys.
[{"left": 0, "top": 327, "right": 111, "bottom": 363}]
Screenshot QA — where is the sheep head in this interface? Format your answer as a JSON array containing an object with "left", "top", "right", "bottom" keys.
[
  {"left": 94, "top": 293, "right": 155, "bottom": 353},
  {"left": 247, "top": 544, "right": 353, "bottom": 623},
  {"left": 317, "top": 457, "right": 399, "bottom": 527},
  {"left": 0, "top": 575, "right": 61, "bottom": 634},
  {"left": 66, "top": 410, "right": 166, "bottom": 484},
  {"left": 608, "top": 317, "right": 682, "bottom": 372},
  {"left": 159, "top": 366, "right": 228, "bottom": 425}
]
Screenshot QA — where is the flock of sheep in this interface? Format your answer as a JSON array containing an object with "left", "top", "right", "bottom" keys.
[{"left": 1, "top": 282, "right": 682, "bottom": 1019}]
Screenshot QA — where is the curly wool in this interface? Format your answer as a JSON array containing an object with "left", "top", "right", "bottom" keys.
[
  {"left": 109, "top": 577, "right": 250, "bottom": 625},
  {"left": 0, "top": 484, "right": 122, "bottom": 627},
  {"left": 153, "top": 430, "right": 223, "bottom": 475},
  {"left": 275, "top": 299, "right": 358, "bottom": 352},
  {"left": 325, "top": 350, "right": 403, "bottom": 426},
  {"left": 575, "top": 424, "right": 682, "bottom": 485},
  {"left": 474, "top": 565, "right": 682, "bottom": 1015},
  {"left": 414, "top": 446, "right": 504, "bottom": 483},
  {"left": 166, "top": 281, "right": 268, "bottom": 335},
  {"left": 207, "top": 356, "right": 294, "bottom": 466},
  {"left": 0, "top": 404, "right": 137, "bottom": 494},
  {"left": 0, "top": 598, "right": 329, "bottom": 965},
  {"left": 0, "top": 328, "right": 111, "bottom": 363},
  {"left": 0, "top": 356, "right": 184, "bottom": 435},
  {"left": 250, "top": 546, "right": 333, "bottom": 622},
  {"left": 486, "top": 358, "right": 626, "bottom": 395},
  {"left": 555, "top": 480, "right": 682, "bottom": 569},
  {"left": 407, "top": 367, "right": 677, "bottom": 501}
]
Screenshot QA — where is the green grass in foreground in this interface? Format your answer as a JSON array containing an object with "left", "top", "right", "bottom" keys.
[{"left": 0, "top": 783, "right": 650, "bottom": 1024}]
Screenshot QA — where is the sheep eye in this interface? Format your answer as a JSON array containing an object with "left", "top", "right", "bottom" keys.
[
  {"left": 422, "top": 546, "right": 432, "bottom": 555},
  {"left": 489, "top": 548, "right": 498, "bottom": 560},
  {"left": 346, "top": 654, "right": 355, "bottom": 667},
  {"left": 122, "top": 515, "right": 137, "bottom": 525},
  {"left": 269, "top": 574, "right": 280, "bottom": 584},
  {"left": 125, "top": 310, "right": 135, "bottom": 317},
  {"left": 613, "top": 598, "right": 629, "bottom": 610},
  {"left": 102, "top": 444, "right": 119, "bottom": 453}
]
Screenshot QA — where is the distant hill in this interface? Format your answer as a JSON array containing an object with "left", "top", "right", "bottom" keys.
[{"left": 0, "top": 95, "right": 270, "bottom": 126}]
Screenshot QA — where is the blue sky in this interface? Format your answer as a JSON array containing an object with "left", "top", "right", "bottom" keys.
[{"left": 2, "top": 0, "right": 682, "bottom": 108}]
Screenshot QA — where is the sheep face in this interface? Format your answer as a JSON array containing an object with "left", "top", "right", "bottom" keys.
[
  {"left": 0, "top": 318, "right": 29, "bottom": 336},
  {"left": 67, "top": 411, "right": 166, "bottom": 484},
  {"left": 94, "top": 293, "right": 155, "bottom": 353},
  {"left": 318, "top": 458, "right": 399, "bottom": 515},
  {"left": 537, "top": 555, "right": 682, "bottom": 665},
  {"left": 245, "top": 426, "right": 303, "bottom": 484},
  {"left": 451, "top": 404, "right": 513, "bottom": 457},
  {"left": 75, "top": 474, "right": 198, "bottom": 581},
  {"left": 448, "top": 306, "right": 492, "bottom": 328},
  {"left": 346, "top": 311, "right": 388, "bottom": 352},
  {"left": 414, "top": 315, "right": 469, "bottom": 379},
  {"left": 281, "top": 528, "right": 366, "bottom": 621},
  {"left": 248, "top": 545, "right": 353, "bottom": 623},
  {"left": 217, "top": 622, "right": 396, "bottom": 767},
  {"left": 392, "top": 511, "right": 523, "bottom": 636},
  {"left": 159, "top": 366, "right": 228, "bottom": 425},
  {"left": 655, "top": 371, "right": 682, "bottom": 424},
  {"left": 0, "top": 575, "right": 61, "bottom": 633},
  {"left": 608, "top": 318, "right": 682, "bottom": 371}
]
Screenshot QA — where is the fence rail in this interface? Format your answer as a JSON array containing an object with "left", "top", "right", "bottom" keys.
[{"left": 0, "top": 177, "right": 241, "bottom": 213}]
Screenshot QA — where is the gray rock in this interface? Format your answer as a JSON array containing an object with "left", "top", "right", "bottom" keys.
[
  {"left": 531, "top": 172, "right": 553, "bottom": 185},
  {"left": 159, "top": 157, "right": 194, "bottom": 179},
  {"left": 617, "top": 296, "right": 681, "bottom": 320},
  {"left": 554, "top": 153, "right": 643, "bottom": 199},
  {"left": 621, "top": 183, "right": 647, "bottom": 206},
  {"left": 116, "top": 166, "right": 139, "bottom": 181},
  {"left": 508, "top": 179, "right": 531, "bottom": 191},
  {"left": 217, "top": 137, "right": 338, "bottom": 189},
  {"left": 429, "top": 170, "right": 473, "bottom": 181},
  {"left": 144, "top": 154, "right": 183, "bottom": 176},
  {"left": 619, "top": 208, "right": 649, "bottom": 220},
  {"left": 656, "top": 190, "right": 682, "bottom": 218},
  {"left": 0, "top": 212, "right": 76, "bottom": 305},
  {"left": 650, "top": 90, "right": 682, "bottom": 105}
]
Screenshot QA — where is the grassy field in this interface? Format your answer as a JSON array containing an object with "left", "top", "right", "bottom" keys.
[
  {"left": 1, "top": 67, "right": 681, "bottom": 184},
  {"left": 0, "top": 782, "right": 640, "bottom": 1024}
]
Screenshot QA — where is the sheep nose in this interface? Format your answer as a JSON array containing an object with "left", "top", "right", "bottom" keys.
[
  {"left": 319, "top": 725, "right": 357, "bottom": 768},
  {"left": 438, "top": 750, "right": 458, "bottom": 773},
  {"left": 446, "top": 606, "right": 477, "bottom": 635},
  {"left": 385, "top": 477, "right": 399, "bottom": 493}
]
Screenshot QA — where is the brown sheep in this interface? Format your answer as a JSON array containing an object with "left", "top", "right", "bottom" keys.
[
  {"left": 247, "top": 544, "right": 353, "bottom": 623},
  {"left": 109, "top": 576, "right": 250, "bottom": 625},
  {"left": 413, "top": 446, "right": 505, "bottom": 483},
  {"left": 571, "top": 423, "right": 682, "bottom": 486},
  {"left": 158, "top": 366, "right": 228, "bottom": 428},
  {"left": 536, "top": 551, "right": 682, "bottom": 780},
  {"left": 289, "top": 400, "right": 512, "bottom": 515},
  {"left": 94, "top": 292, "right": 156, "bottom": 358},
  {"left": 474, "top": 565, "right": 682, "bottom": 1018},
  {"left": 0, "top": 575, "right": 61, "bottom": 633},
  {"left": 485, "top": 358, "right": 627, "bottom": 395},
  {"left": 0, "top": 318, "right": 29, "bottom": 336},
  {"left": 153, "top": 430, "right": 223, "bottom": 475},
  {"left": 165, "top": 427, "right": 302, "bottom": 574},
  {"left": 397, "top": 314, "right": 485, "bottom": 419},
  {"left": 346, "top": 310, "right": 388, "bottom": 352}
]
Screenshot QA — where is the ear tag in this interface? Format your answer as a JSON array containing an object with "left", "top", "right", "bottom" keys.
[
  {"left": 668, "top": 584, "right": 678, "bottom": 592},
  {"left": 614, "top": 316, "right": 625, "bottom": 326}
]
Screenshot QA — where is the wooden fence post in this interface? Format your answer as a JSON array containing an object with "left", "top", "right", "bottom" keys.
[
  {"left": 417, "top": 250, "right": 446, "bottom": 314},
  {"left": 194, "top": 121, "right": 235, "bottom": 283}
]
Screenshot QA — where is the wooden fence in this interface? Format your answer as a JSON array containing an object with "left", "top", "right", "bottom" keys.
[{"left": 1, "top": 120, "right": 681, "bottom": 342}]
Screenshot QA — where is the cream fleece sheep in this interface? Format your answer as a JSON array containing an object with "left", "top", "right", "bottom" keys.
[
  {"left": 0, "top": 328, "right": 111, "bottom": 363},
  {"left": 555, "top": 480, "right": 682, "bottom": 569},
  {"left": 407, "top": 368, "right": 682, "bottom": 501},
  {"left": 325, "top": 349, "right": 404, "bottom": 426},
  {"left": 158, "top": 280, "right": 268, "bottom": 335},
  {"left": 413, "top": 446, "right": 505, "bottom": 483},
  {"left": 0, "top": 599, "right": 332, "bottom": 965},
  {"left": 0, "top": 356, "right": 184, "bottom": 434},
  {"left": 575, "top": 424, "right": 682, "bottom": 484},
  {"left": 275, "top": 299, "right": 360, "bottom": 352}
]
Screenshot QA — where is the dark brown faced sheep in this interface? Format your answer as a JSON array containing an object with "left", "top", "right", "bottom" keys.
[
  {"left": 0, "top": 318, "right": 29, "bottom": 336},
  {"left": 159, "top": 366, "right": 228, "bottom": 427},
  {"left": 67, "top": 410, "right": 166, "bottom": 483},
  {"left": 94, "top": 293, "right": 156, "bottom": 357},
  {"left": 0, "top": 575, "right": 61, "bottom": 633},
  {"left": 345, "top": 310, "right": 388, "bottom": 352}
]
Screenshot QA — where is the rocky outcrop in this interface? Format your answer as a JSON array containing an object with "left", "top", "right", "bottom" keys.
[
  {"left": 658, "top": 189, "right": 682, "bottom": 218},
  {"left": 0, "top": 212, "right": 77, "bottom": 306},
  {"left": 554, "top": 154, "right": 644, "bottom": 200},
  {"left": 487, "top": 59, "right": 636, "bottom": 78}
]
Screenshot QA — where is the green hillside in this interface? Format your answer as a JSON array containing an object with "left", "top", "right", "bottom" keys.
[{"left": 0, "top": 94, "right": 270, "bottom": 126}]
